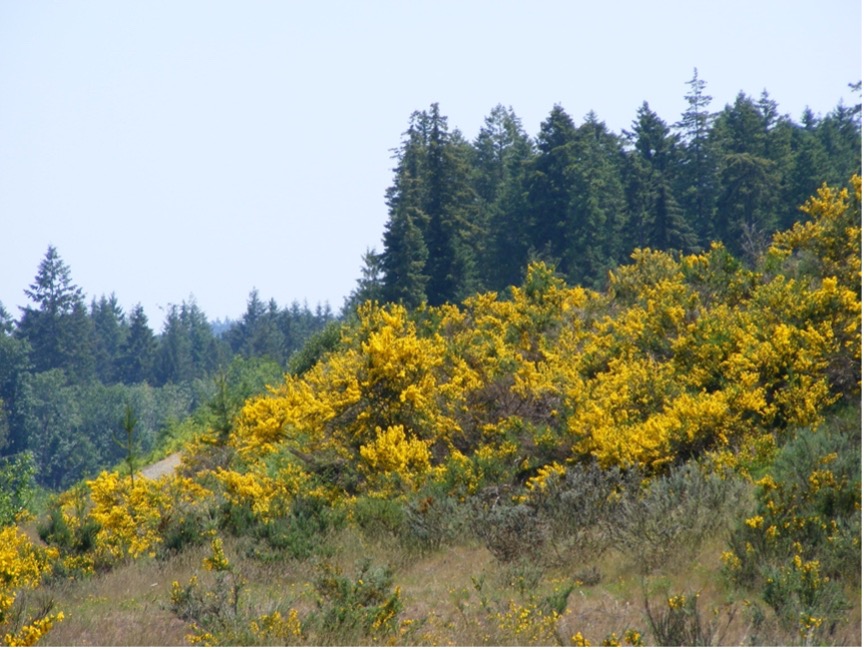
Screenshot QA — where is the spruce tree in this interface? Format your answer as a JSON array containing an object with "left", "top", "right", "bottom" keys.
[
  {"left": 712, "top": 92, "right": 783, "bottom": 259},
  {"left": 526, "top": 104, "right": 579, "bottom": 270},
  {"left": 90, "top": 293, "right": 126, "bottom": 384},
  {"left": 563, "top": 112, "right": 628, "bottom": 285},
  {"left": 625, "top": 103, "right": 697, "bottom": 253},
  {"left": 473, "top": 105, "right": 536, "bottom": 291},
  {"left": 117, "top": 304, "right": 157, "bottom": 384},
  {"left": 381, "top": 103, "right": 477, "bottom": 306},
  {"left": 674, "top": 69, "right": 719, "bottom": 245},
  {"left": 16, "top": 246, "right": 94, "bottom": 380}
]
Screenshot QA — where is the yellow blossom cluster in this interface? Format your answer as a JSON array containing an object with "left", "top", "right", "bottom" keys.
[
  {"left": 84, "top": 472, "right": 211, "bottom": 564},
  {"left": 0, "top": 525, "right": 62, "bottom": 646},
  {"left": 201, "top": 177, "right": 859, "bottom": 503},
  {"left": 359, "top": 425, "right": 432, "bottom": 484}
]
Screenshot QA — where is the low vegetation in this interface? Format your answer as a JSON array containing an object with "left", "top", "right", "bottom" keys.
[{"left": 0, "top": 177, "right": 860, "bottom": 646}]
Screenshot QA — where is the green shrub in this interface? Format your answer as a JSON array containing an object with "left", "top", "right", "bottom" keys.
[
  {"left": 470, "top": 496, "right": 549, "bottom": 563},
  {"left": 353, "top": 495, "right": 405, "bottom": 542},
  {"left": 607, "top": 461, "right": 750, "bottom": 573},
  {"left": 305, "top": 558, "right": 403, "bottom": 645},
  {"left": 254, "top": 494, "right": 344, "bottom": 560},
  {"left": 724, "top": 407, "right": 860, "bottom": 642}
]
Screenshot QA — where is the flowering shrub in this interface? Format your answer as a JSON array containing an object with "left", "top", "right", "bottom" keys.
[
  {"left": 723, "top": 407, "right": 860, "bottom": 642},
  {"left": 87, "top": 471, "right": 212, "bottom": 565},
  {"left": 0, "top": 525, "right": 63, "bottom": 646}
]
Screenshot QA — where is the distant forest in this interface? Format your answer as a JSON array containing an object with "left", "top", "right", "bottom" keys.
[
  {"left": 0, "top": 70, "right": 860, "bottom": 490},
  {"left": 347, "top": 72, "right": 861, "bottom": 309},
  {"left": 0, "top": 251, "right": 336, "bottom": 489}
]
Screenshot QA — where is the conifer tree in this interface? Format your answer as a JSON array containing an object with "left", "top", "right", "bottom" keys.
[
  {"left": 473, "top": 104, "right": 536, "bottom": 291},
  {"left": 381, "top": 104, "right": 477, "bottom": 306},
  {"left": 712, "top": 92, "right": 784, "bottom": 259},
  {"left": 117, "top": 304, "right": 156, "bottom": 384},
  {"left": 674, "top": 69, "right": 719, "bottom": 244},
  {"left": 625, "top": 103, "right": 697, "bottom": 253},
  {"left": 563, "top": 112, "right": 628, "bottom": 285},
  {"left": 90, "top": 293, "right": 126, "bottom": 384},
  {"left": 16, "top": 246, "right": 94, "bottom": 380}
]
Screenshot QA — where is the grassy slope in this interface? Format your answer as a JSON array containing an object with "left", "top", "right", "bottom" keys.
[{"left": 37, "top": 499, "right": 861, "bottom": 646}]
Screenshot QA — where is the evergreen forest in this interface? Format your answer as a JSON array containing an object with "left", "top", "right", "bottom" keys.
[{"left": 0, "top": 74, "right": 861, "bottom": 646}]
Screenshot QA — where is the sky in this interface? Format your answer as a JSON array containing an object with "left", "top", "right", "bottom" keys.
[{"left": 1, "top": 0, "right": 861, "bottom": 329}]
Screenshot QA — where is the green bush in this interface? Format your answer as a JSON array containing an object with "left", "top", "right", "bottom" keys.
[
  {"left": 305, "top": 559, "right": 403, "bottom": 645},
  {"left": 470, "top": 496, "right": 549, "bottom": 563},
  {"left": 254, "top": 494, "right": 344, "bottom": 560},
  {"left": 353, "top": 495, "right": 405, "bottom": 542},
  {"left": 607, "top": 461, "right": 750, "bottom": 574},
  {"left": 724, "top": 406, "right": 860, "bottom": 642}
]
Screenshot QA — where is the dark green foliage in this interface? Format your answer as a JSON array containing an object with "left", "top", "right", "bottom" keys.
[
  {"left": 381, "top": 103, "right": 479, "bottom": 307},
  {"left": 625, "top": 103, "right": 698, "bottom": 254},
  {"left": 117, "top": 304, "right": 157, "bottom": 384},
  {"left": 353, "top": 494, "right": 405, "bottom": 542},
  {"left": 155, "top": 300, "right": 223, "bottom": 385},
  {"left": 253, "top": 494, "right": 345, "bottom": 561},
  {"left": 473, "top": 105, "right": 535, "bottom": 291},
  {"left": 16, "top": 247, "right": 95, "bottom": 382},
  {"left": 287, "top": 319, "right": 343, "bottom": 376},
  {"left": 89, "top": 294, "right": 126, "bottom": 384},
  {"left": 371, "top": 80, "right": 859, "bottom": 304},
  {"left": 344, "top": 248, "right": 385, "bottom": 314},
  {"left": 0, "top": 330, "right": 32, "bottom": 454}
]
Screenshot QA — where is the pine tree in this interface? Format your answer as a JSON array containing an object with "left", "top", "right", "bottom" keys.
[
  {"left": 344, "top": 247, "right": 385, "bottom": 314},
  {"left": 674, "top": 69, "right": 719, "bottom": 244},
  {"left": 381, "top": 205, "right": 429, "bottom": 307},
  {"left": 0, "top": 325, "right": 32, "bottom": 454},
  {"left": 712, "top": 91, "right": 784, "bottom": 259},
  {"left": 473, "top": 105, "right": 536, "bottom": 291},
  {"left": 90, "top": 294, "right": 127, "bottom": 384},
  {"left": 16, "top": 246, "right": 94, "bottom": 380},
  {"left": 117, "top": 304, "right": 156, "bottom": 384},
  {"left": 227, "top": 290, "right": 286, "bottom": 361},
  {"left": 381, "top": 104, "right": 477, "bottom": 306},
  {"left": 563, "top": 112, "right": 628, "bottom": 285},
  {"left": 526, "top": 104, "right": 579, "bottom": 269},
  {"left": 421, "top": 105, "right": 478, "bottom": 305},
  {"left": 625, "top": 103, "right": 697, "bottom": 253}
]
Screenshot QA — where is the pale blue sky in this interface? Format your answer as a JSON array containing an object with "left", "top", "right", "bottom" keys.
[{"left": 1, "top": 0, "right": 860, "bottom": 327}]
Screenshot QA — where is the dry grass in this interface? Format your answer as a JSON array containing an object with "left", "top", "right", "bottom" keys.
[
  {"left": 42, "top": 546, "right": 207, "bottom": 646},
  {"left": 35, "top": 523, "right": 861, "bottom": 646}
]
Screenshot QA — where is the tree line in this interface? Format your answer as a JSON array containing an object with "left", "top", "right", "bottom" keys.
[
  {"left": 0, "top": 246, "right": 334, "bottom": 489},
  {"left": 349, "top": 71, "right": 861, "bottom": 309}
]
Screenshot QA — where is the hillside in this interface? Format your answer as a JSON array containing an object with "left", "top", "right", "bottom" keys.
[{"left": 0, "top": 176, "right": 860, "bottom": 646}]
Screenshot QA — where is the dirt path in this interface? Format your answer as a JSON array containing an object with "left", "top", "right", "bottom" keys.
[{"left": 139, "top": 452, "right": 183, "bottom": 480}]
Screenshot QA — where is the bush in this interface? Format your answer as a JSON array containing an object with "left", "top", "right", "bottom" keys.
[
  {"left": 353, "top": 495, "right": 405, "bottom": 542},
  {"left": 607, "top": 461, "right": 750, "bottom": 573},
  {"left": 305, "top": 559, "right": 403, "bottom": 645},
  {"left": 724, "top": 407, "right": 860, "bottom": 642},
  {"left": 400, "top": 491, "right": 466, "bottom": 552},
  {"left": 470, "top": 495, "right": 549, "bottom": 563},
  {"left": 253, "top": 494, "right": 344, "bottom": 560},
  {"left": 529, "top": 461, "right": 631, "bottom": 564}
]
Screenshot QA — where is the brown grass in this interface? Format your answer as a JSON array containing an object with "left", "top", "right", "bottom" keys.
[{"left": 36, "top": 525, "right": 861, "bottom": 646}]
